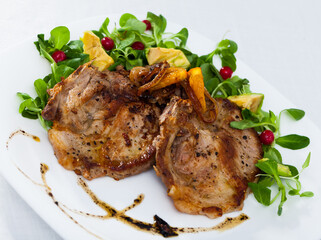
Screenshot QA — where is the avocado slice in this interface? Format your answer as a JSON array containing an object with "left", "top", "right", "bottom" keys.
[
  {"left": 277, "top": 164, "right": 292, "bottom": 177},
  {"left": 258, "top": 158, "right": 292, "bottom": 177},
  {"left": 146, "top": 47, "right": 190, "bottom": 69},
  {"left": 82, "top": 31, "right": 114, "bottom": 71},
  {"left": 228, "top": 93, "right": 264, "bottom": 113}
]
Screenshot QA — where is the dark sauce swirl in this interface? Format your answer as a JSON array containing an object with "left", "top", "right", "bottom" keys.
[
  {"left": 8, "top": 130, "right": 249, "bottom": 239},
  {"left": 6, "top": 129, "right": 40, "bottom": 149}
]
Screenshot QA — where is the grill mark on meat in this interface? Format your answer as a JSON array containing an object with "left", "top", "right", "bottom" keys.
[
  {"left": 73, "top": 64, "right": 85, "bottom": 76},
  {"left": 202, "top": 206, "right": 223, "bottom": 217},
  {"left": 128, "top": 105, "right": 140, "bottom": 114},
  {"left": 105, "top": 145, "right": 156, "bottom": 172},
  {"left": 217, "top": 134, "right": 248, "bottom": 207},
  {"left": 146, "top": 114, "right": 154, "bottom": 123},
  {"left": 122, "top": 133, "right": 131, "bottom": 146}
]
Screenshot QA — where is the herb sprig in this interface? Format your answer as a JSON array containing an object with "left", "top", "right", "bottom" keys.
[
  {"left": 18, "top": 26, "right": 89, "bottom": 129},
  {"left": 249, "top": 151, "right": 313, "bottom": 215}
]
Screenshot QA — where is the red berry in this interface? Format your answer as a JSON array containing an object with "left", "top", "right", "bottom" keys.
[
  {"left": 52, "top": 50, "right": 66, "bottom": 63},
  {"left": 142, "top": 20, "right": 152, "bottom": 31},
  {"left": 220, "top": 66, "right": 233, "bottom": 80},
  {"left": 260, "top": 130, "right": 275, "bottom": 145},
  {"left": 101, "top": 37, "right": 114, "bottom": 51},
  {"left": 131, "top": 41, "right": 145, "bottom": 50}
]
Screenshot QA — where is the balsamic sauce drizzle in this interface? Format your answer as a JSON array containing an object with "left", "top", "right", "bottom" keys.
[
  {"left": 7, "top": 130, "right": 103, "bottom": 239},
  {"left": 6, "top": 129, "right": 40, "bottom": 149},
  {"left": 40, "top": 164, "right": 103, "bottom": 240},
  {"left": 7, "top": 130, "right": 250, "bottom": 239},
  {"left": 6, "top": 129, "right": 44, "bottom": 187},
  {"left": 68, "top": 176, "right": 249, "bottom": 237}
]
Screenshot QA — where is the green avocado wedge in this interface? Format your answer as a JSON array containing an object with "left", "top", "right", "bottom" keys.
[{"left": 228, "top": 93, "right": 264, "bottom": 113}]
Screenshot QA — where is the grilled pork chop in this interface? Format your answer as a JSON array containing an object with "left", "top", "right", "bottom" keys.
[
  {"left": 42, "top": 63, "right": 160, "bottom": 180},
  {"left": 154, "top": 97, "right": 262, "bottom": 218}
]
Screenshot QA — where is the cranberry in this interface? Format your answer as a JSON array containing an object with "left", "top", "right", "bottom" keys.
[
  {"left": 220, "top": 66, "right": 233, "bottom": 80},
  {"left": 260, "top": 130, "right": 275, "bottom": 145},
  {"left": 131, "top": 41, "right": 145, "bottom": 50},
  {"left": 52, "top": 50, "right": 66, "bottom": 63},
  {"left": 101, "top": 37, "right": 114, "bottom": 51},
  {"left": 142, "top": 20, "right": 152, "bottom": 31}
]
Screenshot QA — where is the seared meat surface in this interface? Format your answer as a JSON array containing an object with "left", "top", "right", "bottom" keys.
[
  {"left": 129, "top": 63, "right": 186, "bottom": 106},
  {"left": 42, "top": 63, "right": 160, "bottom": 180},
  {"left": 154, "top": 97, "right": 262, "bottom": 218},
  {"left": 42, "top": 62, "right": 137, "bottom": 134},
  {"left": 141, "top": 84, "right": 185, "bottom": 107}
]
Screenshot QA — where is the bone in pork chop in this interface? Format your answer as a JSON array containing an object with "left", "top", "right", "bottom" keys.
[
  {"left": 42, "top": 63, "right": 160, "bottom": 180},
  {"left": 154, "top": 97, "right": 262, "bottom": 218}
]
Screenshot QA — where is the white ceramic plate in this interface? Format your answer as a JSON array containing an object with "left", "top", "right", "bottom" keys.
[{"left": 1, "top": 14, "right": 321, "bottom": 240}]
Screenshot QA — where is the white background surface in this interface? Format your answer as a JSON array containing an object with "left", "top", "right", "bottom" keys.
[{"left": 1, "top": 0, "right": 320, "bottom": 239}]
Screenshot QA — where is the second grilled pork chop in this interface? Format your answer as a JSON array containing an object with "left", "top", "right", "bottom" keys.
[
  {"left": 154, "top": 97, "right": 263, "bottom": 218},
  {"left": 42, "top": 63, "right": 160, "bottom": 180}
]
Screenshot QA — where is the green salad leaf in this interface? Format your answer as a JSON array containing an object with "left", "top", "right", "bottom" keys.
[
  {"left": 119, "top": 13, "right": 137, "bottom": 27},
  {"left": 147, "top": 12, "right": 167, "bottom": 46},
  {"left": 302, "top": 152, "right": 311, "bottom": 170},
  {"left": 248, "top": 182, "right": 271, "bottom": 206},
  {"left": 264, "top": 147, "right": 282, "bottom": 163},
  {"left": 119, "top": 18, "right": 146, "bottom": 34},
  {"left": 49, "top": 26, "right": 70, "bottom": 50},
  {"left": 300, "top": 191, "right": 314, "bottom": 197},
  {"left": 275, "top": 134, "right": 310, "bottom": 150},
  {"left": 249, "top": 152, "right": 313, "bottom": 215},
  {"left": 282, "top": 108, "right": 305, "bottom": 121},
  {"left": 99, "top": 17, "right": 111, "bottom": 37},
  {"left": 213, "top": 39, "right": 238, "bottom": 71}
]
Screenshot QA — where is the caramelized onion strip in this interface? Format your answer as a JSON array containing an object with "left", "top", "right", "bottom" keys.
[
  {"left": 188, "top": 67, "right": 206, "bottom": 112},
  {"left": 204, "top": 89, "right": 218, "bottom": 121},
  {"left": 137, "top": 63, "right": 169, "bottom": 96},
  {"left": 181, "top": 80, "right": 217, "bottom": 123},
  {"left": 129, "top": 67, "right": 149, "bottom": 86},
  {"left": 149, "top": 68, "right": 187, "bottom": 91}
]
